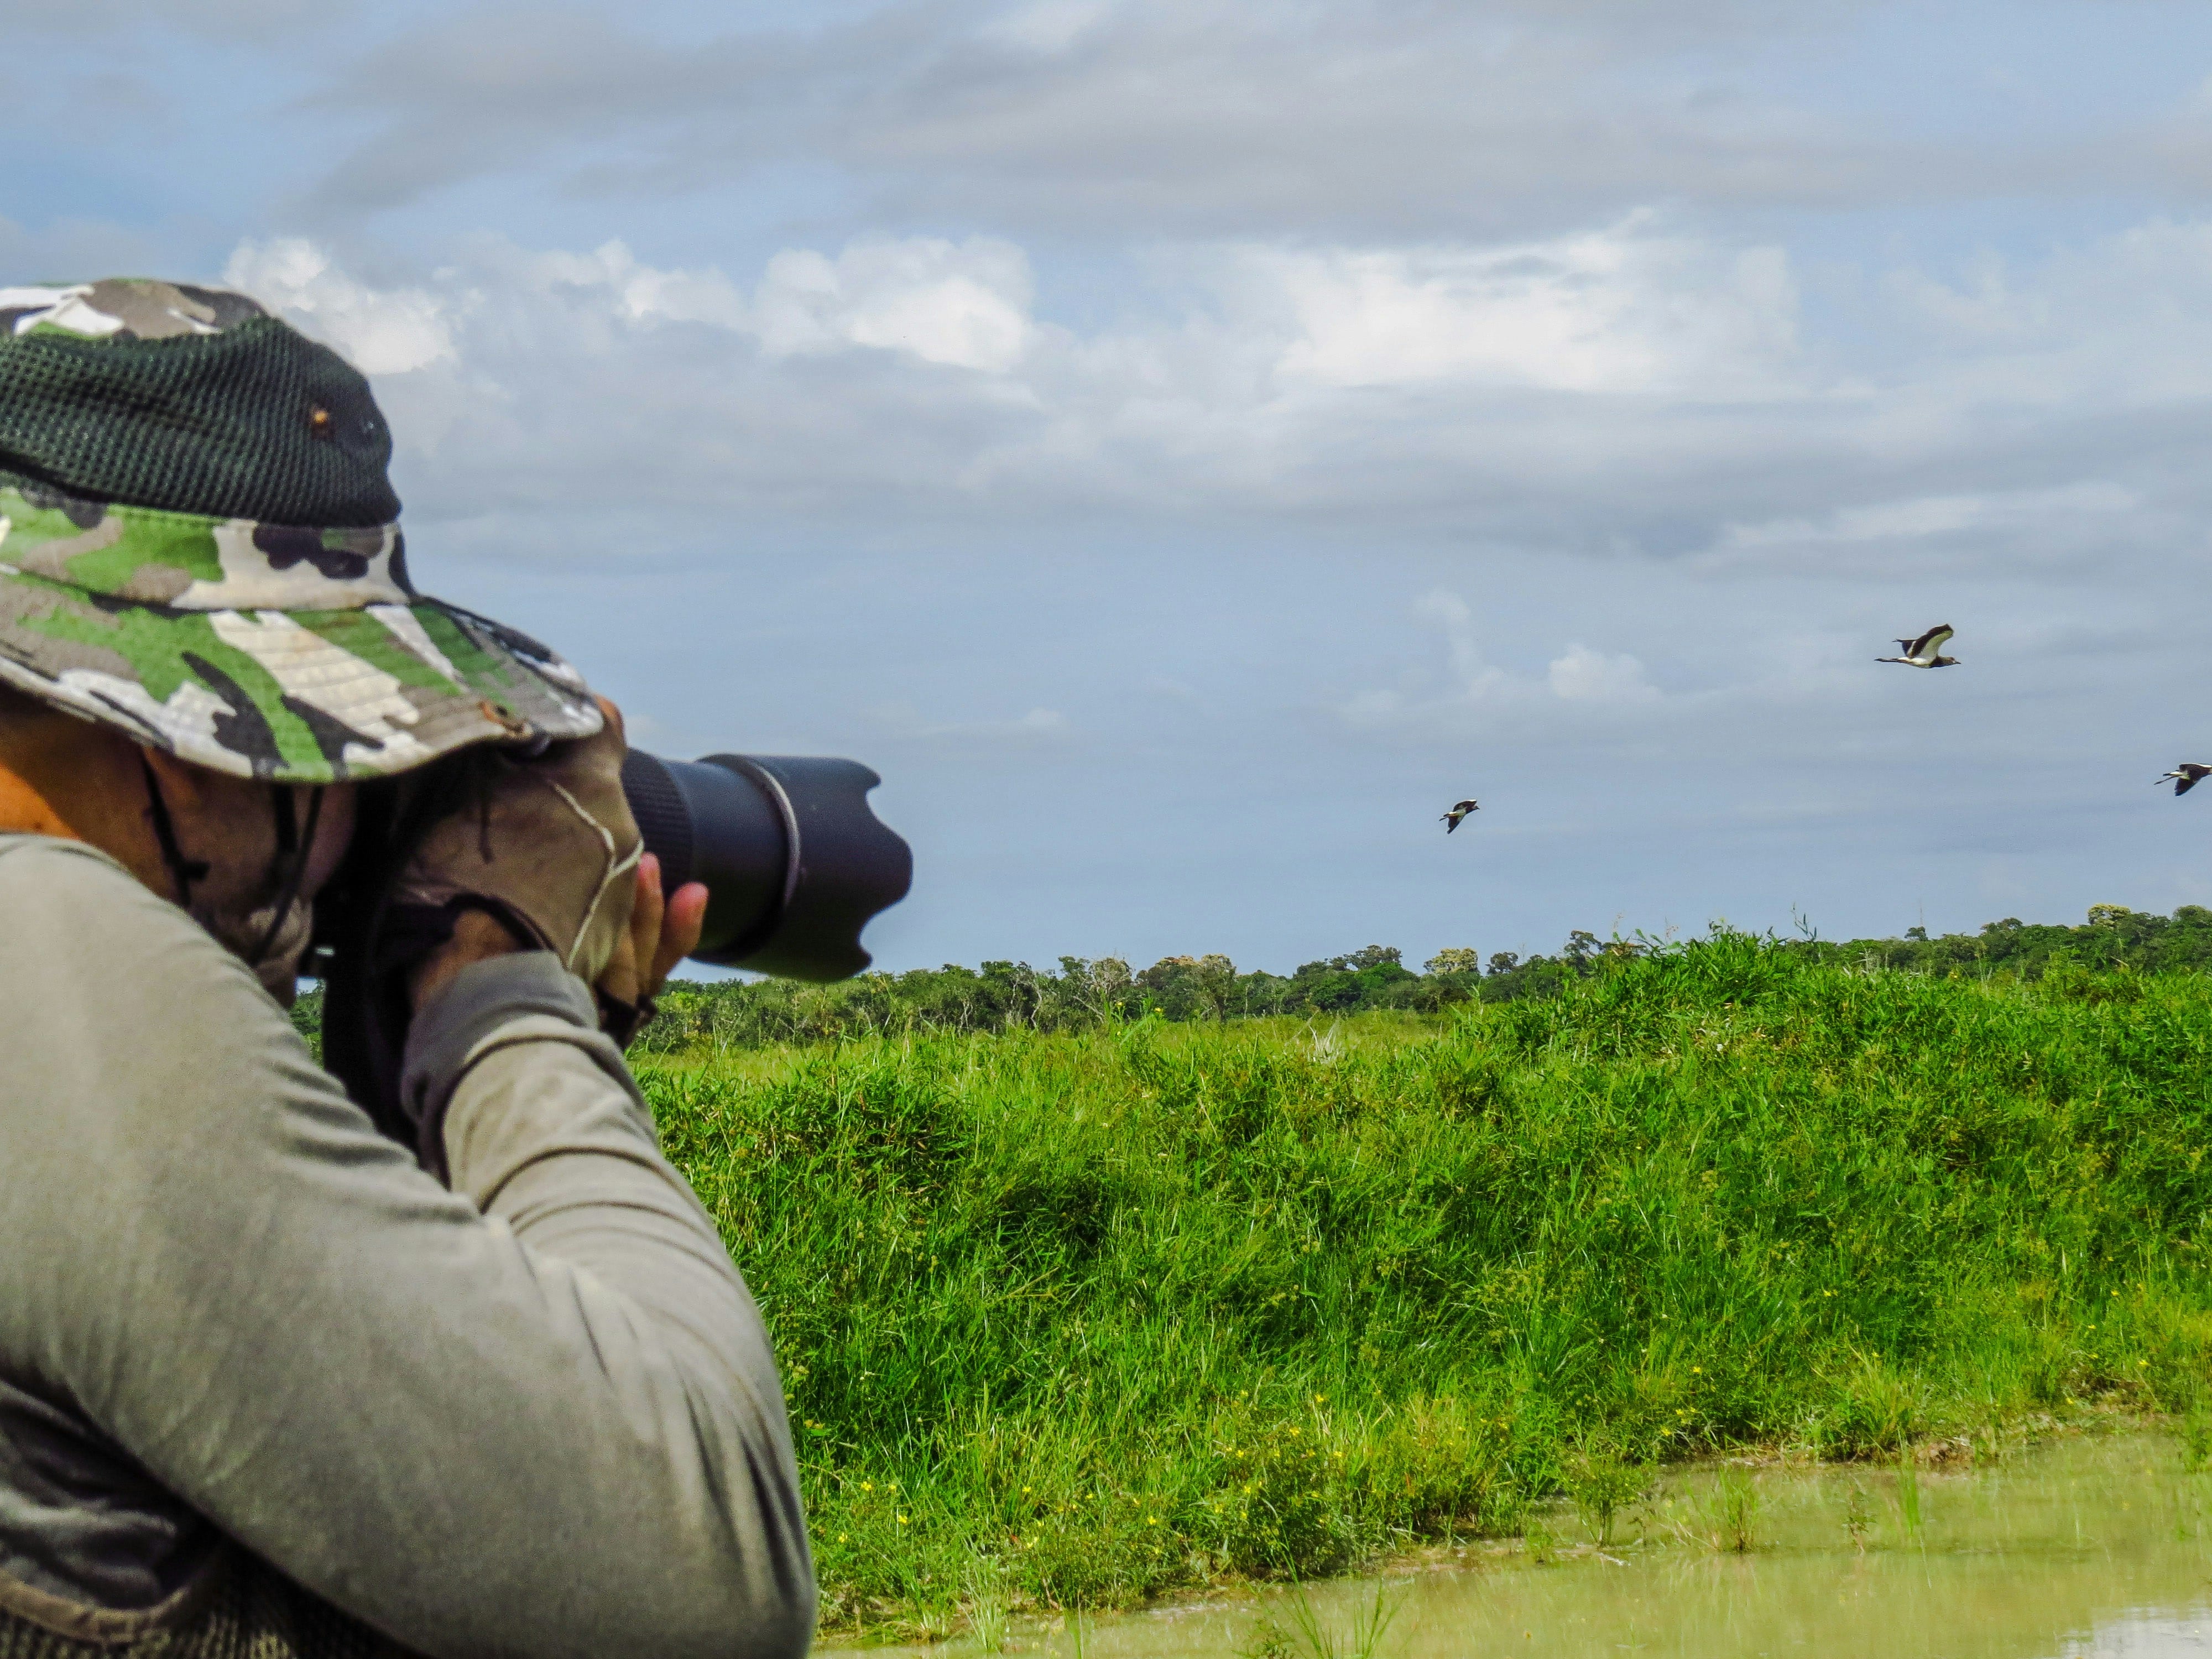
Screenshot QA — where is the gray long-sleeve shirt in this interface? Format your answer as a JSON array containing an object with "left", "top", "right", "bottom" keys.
[{"left": 0, "top": 833, "right": 815, "bottom": 1657}]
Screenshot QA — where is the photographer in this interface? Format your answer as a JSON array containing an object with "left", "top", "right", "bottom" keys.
[{"left": 0, "top": 280, "right": 813, "bottom": 1657}]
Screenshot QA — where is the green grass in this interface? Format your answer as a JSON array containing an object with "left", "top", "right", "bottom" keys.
[{"left": 635, "top": 933, "right": 2212, "bottom": 1635}]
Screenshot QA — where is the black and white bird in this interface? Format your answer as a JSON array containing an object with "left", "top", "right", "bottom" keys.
[
  {"left": 1876, "top": 624, "right": 1959, "bottom": 668},
  {"left": 2158, "top": 764, "right": 2212, "bottom": 797},
  {"left": 1441, "top": 800, "right": 1479, "bottom": 833}
]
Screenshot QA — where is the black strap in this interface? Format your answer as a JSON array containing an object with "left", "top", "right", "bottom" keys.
[
  {"left": 596, "top": 988, "right": 659, "bottom": 1050},
  {"left": 272, "top": 782, "right": 299, "bottom": 858},
  {"left": 138, "top": 753, "right": 211, "bottom": 907},
  {"left": 248, "top": 786, "right": 324, "bottom": 967}
]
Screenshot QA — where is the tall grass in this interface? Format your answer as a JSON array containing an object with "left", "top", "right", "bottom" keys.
[{"left": 637, "top": 932, "right": 2212, "bottom": 1634}]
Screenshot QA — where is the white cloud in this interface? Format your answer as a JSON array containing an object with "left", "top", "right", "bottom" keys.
[
  {"left": 1704, "top": 483, "right": 2141, "bottom": 570},
  {"left": 1415, "top": 588, "right": 1515, "bottom": 703},
  {"left": 223, "top": 238, "right": 453, "bottom": 374},
  {"left": 983, "top": 0, "right": 1115, "bottom": 55},
  {"left": 1547, "top": 643, "right": 1658, "bottom": 703},
  {"left": 1262, "top": 225, "right": 1799, "bottom": 395},
  {"left": 210, "top": 205, "right": 2212, "bottom": 568},
  {"left": 495, "top": 234, "right": 1037, "bottom": 373},
  {"left": 752, "top": 238, "right": 1035, "bottom": 372},
  {"left": 1344, "top": 589, "right": 1660, "bottom": 728},
  {"left": 533, "top": 241, "right": 750, "bottom": 331}
]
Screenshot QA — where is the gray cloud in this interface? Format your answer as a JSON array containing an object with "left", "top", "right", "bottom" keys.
[
  {"left": 109, "top": 1, "right": 2212, "bottom": 964},
  {"left": 0, "top": 0, "right": 352, "bottom": 38},
  {"left": 288, "top": 0, "right": 2116, "bottom": 236},
  {"left": 222, "top": 201, "right": 2212, "bottom": 574}
]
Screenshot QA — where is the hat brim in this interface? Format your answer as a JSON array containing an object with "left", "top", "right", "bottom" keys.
[{"left": 0, "top": 567, "right": 602, "bottom": 784}]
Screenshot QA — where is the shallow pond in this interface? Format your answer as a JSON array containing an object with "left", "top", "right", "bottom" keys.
[{"left": 833, "top": 1432, "right": 2212, "bottom": 1657}]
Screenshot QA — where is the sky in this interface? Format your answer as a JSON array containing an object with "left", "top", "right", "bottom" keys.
[{"left": 12, "top": 0, "right": 2212, "bottom": 973}]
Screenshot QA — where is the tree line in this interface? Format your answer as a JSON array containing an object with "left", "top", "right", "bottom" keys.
[{"left": 614, "top": 902, "right": 2212, "bottom": 1053}]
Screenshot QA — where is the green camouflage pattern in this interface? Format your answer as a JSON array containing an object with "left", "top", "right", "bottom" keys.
[
  {"left": 0, "top": 480, "right": 601, "bottom": 782},
  {"left": 0, "top": 276, "right": 604, "bottom": 782},
  {"left": 0, "top": 278, "right": 269, "bottom": 342}
]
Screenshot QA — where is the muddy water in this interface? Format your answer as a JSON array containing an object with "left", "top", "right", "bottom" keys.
[{"left": 838, "top": 1433, "right": 2212, "bottom": 1657}]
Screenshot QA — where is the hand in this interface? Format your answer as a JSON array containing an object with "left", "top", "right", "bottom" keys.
[
  {"left": 393, "top": 695, "right": 641, "bottom": 995},
  {"left": 408, "top": 907, "right": 528, "bottom": 1015},
  {"left": 598, "top": 853, "right": 708, "bottom": 1014}
]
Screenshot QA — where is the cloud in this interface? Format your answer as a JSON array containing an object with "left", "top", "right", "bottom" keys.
[
  {"left": 294, "top": 0, "right": 1978, "bottom": 235},
  {"left": 1700, "top": 482, "right": 2142, "bottom": 572},
  {"left": 1343, "top": 589, "right": 1660, "bottom": 730},
  {"left": 225, "top": 238, "right": 454, "bottom": 374},
  {"left": 1547, "top": 643, "right": 1658, "bottom": 703},
  {"left": 443, "top": 233, "right": 1035, "bottom": 371},
  {"left": 1256, "top": 223, "right": 1796, "bottom": 394},
  {"left": 0, "top": 0, "right": 349, "bottom": 38},
  {"left": 982, "top": 0, "right": 1115, "bottom": 55},
  {"left": 750, "top": 238, "right": 1034, "bottom": 371},
  {"left": 212, "top": 199, "right": 2212, "bottom": 587}
]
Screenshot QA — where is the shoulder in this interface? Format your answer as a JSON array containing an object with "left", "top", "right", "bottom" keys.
[
  {"left": 0, "top": 832, "right": 153, "bottom": 918},
  {"left": 0, "top": 832, "right": 281, "bottom": 1040}
]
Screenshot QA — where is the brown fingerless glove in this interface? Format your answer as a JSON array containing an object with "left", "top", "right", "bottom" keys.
[{"left": 391, "top": 716, "right": 641, "bottom": 987}]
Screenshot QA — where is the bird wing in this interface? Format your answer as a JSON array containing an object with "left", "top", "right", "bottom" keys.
[{"left": 1907, "top": 624, "right": 1954, "bottom": 658}]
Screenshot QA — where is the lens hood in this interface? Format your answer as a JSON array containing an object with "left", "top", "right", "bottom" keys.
[{"left": 620, "top": 749, "right": 911, "bottom": 980}]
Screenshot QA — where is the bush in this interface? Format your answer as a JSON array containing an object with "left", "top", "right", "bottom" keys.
[{"left": 639, "top": 932, "right": 2212, "bottom": 1633}]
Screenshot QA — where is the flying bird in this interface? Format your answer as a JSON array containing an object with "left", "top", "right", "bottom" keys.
[
  {"left": 1877, "top": 625, "right": 1959, "bottom": 668},
  {"left": 1442, "top": 800, "right": 1479, "bottom": 833},
  {"left": 2158, "top": 764, "right": 2212, "bottom": 797}
]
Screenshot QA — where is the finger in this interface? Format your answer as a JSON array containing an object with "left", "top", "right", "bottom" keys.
[
  {"left": 630, "top": 852, "right": 666, "bottom": 964},
  {"left": 651, "top": 881, "right": 709, "bottom": 990},
  {"left": 593, "top": 693, "right": 628, "bottom": 745}
]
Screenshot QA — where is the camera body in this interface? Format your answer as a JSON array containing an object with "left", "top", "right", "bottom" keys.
[{"left": 313, "top": 745, "right": 909, "bottom": 1140}]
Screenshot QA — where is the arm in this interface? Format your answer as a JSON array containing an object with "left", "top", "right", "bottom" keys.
[{"left": 0, "top": 841, "right": 813, "bottom": 1659}]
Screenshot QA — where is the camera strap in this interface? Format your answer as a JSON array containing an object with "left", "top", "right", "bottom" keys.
[
  {"left": 138, "top": 753, "right": 211, "bottom": 907},
  {"left": 247, "top": 786, "right": 324, "bottom": 968}
]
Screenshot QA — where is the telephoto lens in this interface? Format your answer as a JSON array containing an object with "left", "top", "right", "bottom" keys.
[{"left": 618, "top": 750, "right": 912, "bottom": 979}]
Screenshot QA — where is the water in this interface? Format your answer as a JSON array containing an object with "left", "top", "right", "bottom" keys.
[{"left": 831, "top": 1433, "right": 2212, "bottom": 1657}]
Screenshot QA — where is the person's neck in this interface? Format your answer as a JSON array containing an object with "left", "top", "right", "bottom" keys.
[
  {"left": 0, "top": 754, "right": 83, "bottom": 840},
  {"left": 0, "top": 721, "right": 159, "bottom": 889}
]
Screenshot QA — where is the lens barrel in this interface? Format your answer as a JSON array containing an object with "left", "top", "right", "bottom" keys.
[{"left": 619, "top": 749, "right": 911, "bottom": 978}]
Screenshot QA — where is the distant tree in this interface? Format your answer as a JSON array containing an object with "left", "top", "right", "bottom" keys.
[
  {"left": 1192, "top": 954, "right": 1239, "bottom": 1019},
  {"left": 1138, "top": 956, "right": 1207, "bottom": 1021},
  {"left": 568, "top": 898, "right": 2212, "bottom": 1061},
  {"left": 1057, "top": 955, "right": 1136, "bottom": 1024}
]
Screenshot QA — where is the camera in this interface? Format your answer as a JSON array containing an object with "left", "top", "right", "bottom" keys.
[{"left": 619, "top": 752, "right": 912, "bottom": 979}]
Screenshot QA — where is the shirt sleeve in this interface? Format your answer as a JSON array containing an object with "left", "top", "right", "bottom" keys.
[{"left": 0, "top": 838, "right": 815, "bottom": 1659}]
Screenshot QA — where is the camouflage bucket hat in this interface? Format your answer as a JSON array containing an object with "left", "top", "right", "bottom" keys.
[{"left": 0, "top": 277, "right": 601, "bottom": 784}]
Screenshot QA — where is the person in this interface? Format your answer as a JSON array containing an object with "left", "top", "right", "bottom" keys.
[{"left": 0, "top": 280, "right": 815, "bottom": 1657}]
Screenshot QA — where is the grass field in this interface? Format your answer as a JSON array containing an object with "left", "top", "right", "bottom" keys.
[{"left": 635, "top": 933, "right": 2212, "bottom": 1636}]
